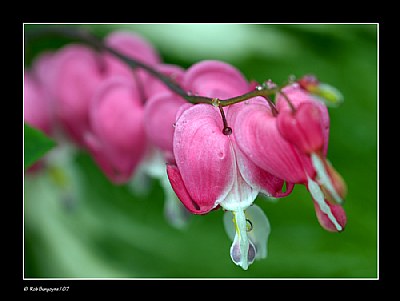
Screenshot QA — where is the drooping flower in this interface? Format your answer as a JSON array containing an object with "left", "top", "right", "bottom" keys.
[
  {"left": 144, "top": 64, "right": 185, "bottom": 100},
  {"left": 136, "top": 63, "right": 192, "bottom": 229},
  {"left": 24, "top": 71, "right": 53, "bottom": 136},
  {"left": 102, "top": 30, "right": 161, "bottom": 99},
  {"left": 24, "top": 53, "right": 57, "bottom": 173},
  {"left": 234, "top": 80, "right": 347, "bottom": 232},
  {"left": 166, "top": 61, "right": 292, "bottom": 269},
  {"left": 143, "top": 64, "right": 186, "bottom": 163},
  {"left": 48, "top": 31, "right": 160, "bottom": 148},
  {"left": 84, "top": 77, "right": 148, "bottom": 184},
  {"left": 49, "top": 45, "right": 105, "bottom": 147}
]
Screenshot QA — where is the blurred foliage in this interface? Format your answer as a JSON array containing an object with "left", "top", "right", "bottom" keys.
[
  {"left": 24, "top": 123, "right": 56, "bottom": 169},
  {"left": 23, "top": 24, "right": 378, "bottom": 278}
]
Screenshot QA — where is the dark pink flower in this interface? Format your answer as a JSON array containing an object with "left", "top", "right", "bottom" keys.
[
  {"left": 235, "top": 83, "right": 347, "bottom": 232},
  {"left": 167, "top": 103, "right": 290, "bottom": 214},
  {"left": 166, "top": 61, "right": 292, "bottom": 269}
]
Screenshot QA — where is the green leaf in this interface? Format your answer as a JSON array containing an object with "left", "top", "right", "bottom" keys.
[{"left": 24, "top": 123, "right": 56, "bottom": 169}]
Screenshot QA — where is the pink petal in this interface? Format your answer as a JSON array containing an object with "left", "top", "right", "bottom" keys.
[
  {"left": 88, "top": 78, "right": 148, "bottom": 183},
  {"left": 234, "top": 102, "right": 314, "bottom": 184},
  {"left": 51, "top": 45, "right": 104, "bottom": 145},
  {"left": 277, "top": 84, "right": 330, "bottom": 156},
  {"left": 277, "top": 102, "right": 325, "bottom": 154},
  {"left": 145, "top": 64, "right": 185, "bottom": 99},
  {"left": 103, "top": 31, "right": 160, "bottom": 86},
  {"left": 24, "top": 72, "right": 52, "bottom": 135},
  {"left": 173, "top": 104, "right": 236, "bottom": 211},
  {"left": 313, "top": 201, "right": 347, "bottom": 232},
  {"left": 175, "top": 103, "right": 193, "bottom": 121},
  {"left": 104, "top": 31, "right": 160, "bottom": 67},
  {"left": 31, "top": 51, "right": 57, "bottom": 89},
  {"left": 234, "top": 143, "right": 293, "bottom": 198},
  {"left": 227, "top": 100, "right": 294, "bottom": 197},
  {"left": 144, "top": 93, "right": 186, "bottom": 154},
  {"left": 183, "top": 60, "right": 249, "bottom": 99},
  {"left": 84, "top": 132, "right": 126, "bottom": 183},
  {"left": 167, "top": 164, "right": 215, "bottom": 214}
]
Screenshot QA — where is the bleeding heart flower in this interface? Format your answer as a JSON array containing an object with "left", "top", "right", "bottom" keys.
[
  {"left": 235, "top": 83, "right": 347, "bottom": 232},
  {"left": 24, "top": 71, "right": 53, "bottom": 136},
  {"left": 50, "top": 45, "right": 105, "bottom": 147},
  {"left": 102, "top": 31, "right": 161, "bottom": 100},
  {"left": 84, "top": 77, "right": 148, "bottom": 184},
  {"left": 143, "top": 64, "right": 186, "bottom": 163},
  {"left": 166, "top": 60, "right": 292, "bottom": 269},
  {"left": 145, "top": 64, "right": 185, "bottom": 99}
]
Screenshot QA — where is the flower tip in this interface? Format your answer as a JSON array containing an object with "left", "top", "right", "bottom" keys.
[
  {"left": 311, "top": 154, "right": 347, "bottom": 206},
  {"left": 230, "top": 236, "right": 256, "bottom": 270},
  {"left": 297, "top": 75, "right": 344, "bottom": 107},
  {"left": 314, "top": 200, "right": 347, "bottom": 233}
]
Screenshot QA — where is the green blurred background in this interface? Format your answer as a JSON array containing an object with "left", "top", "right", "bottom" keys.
[{"left": 23, "top": 24, "right": 378, "bottom": 278}]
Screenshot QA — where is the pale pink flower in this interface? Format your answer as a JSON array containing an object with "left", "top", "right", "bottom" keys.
[
  {"left": 50, "top": 45, "right": 105, "bottom": 146},
  {"left": 84, "top": 78, "right": 148, "bottom": 184},
  {"left": 24, "top": 72, "right": 52, "bottom": 135},
  {"left": 144, "top": 64, "right": 185, "bottom": 99},
  {"left": 102, "top": 31, "right": 161, "bottom": 99},
  {"left": 143, "top": 64, "right": 186, "bottom": 163},
  {"left": 24, "top": 51, "right": 59, "bottom": 135}
]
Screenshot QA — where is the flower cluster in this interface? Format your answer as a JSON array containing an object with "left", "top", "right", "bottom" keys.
[{"left": 24, "top": 29, "right": 347, "bottom": 270}]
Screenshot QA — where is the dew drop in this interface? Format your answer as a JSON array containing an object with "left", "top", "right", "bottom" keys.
[
  {"left": 265, "top": 79, "right": 277, "bottom": 89},
  {"left": 288, "top": 74, "right": 296, "bottom": 83}
]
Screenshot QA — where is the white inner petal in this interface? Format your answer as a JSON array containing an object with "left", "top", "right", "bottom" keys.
[
  {"left": 234, "top": 209, "right": 250, "bottom": 270},
  {"left": 224, "top": 205, "right": 270, "bottom": 260},
  {"left": 246, "top": 204, "right": 271, "bottom": 259},
  {"left": 311, "top": 153, "right": 343, "bottom": 205},
  {"left": 223, "top": 211, "right": 236, "bottom": 241},
  {"left": 307, "top": 177, "right": 342, "bottom": 231}
]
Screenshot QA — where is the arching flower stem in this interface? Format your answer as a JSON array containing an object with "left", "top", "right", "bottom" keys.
[{"left": 25, "top": 26, "right": 284, "bottom": 112}]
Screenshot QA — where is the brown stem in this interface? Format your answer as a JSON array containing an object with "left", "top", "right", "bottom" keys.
[{"left": 25, "top": 26, "right": 286, "bottom": 112}]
